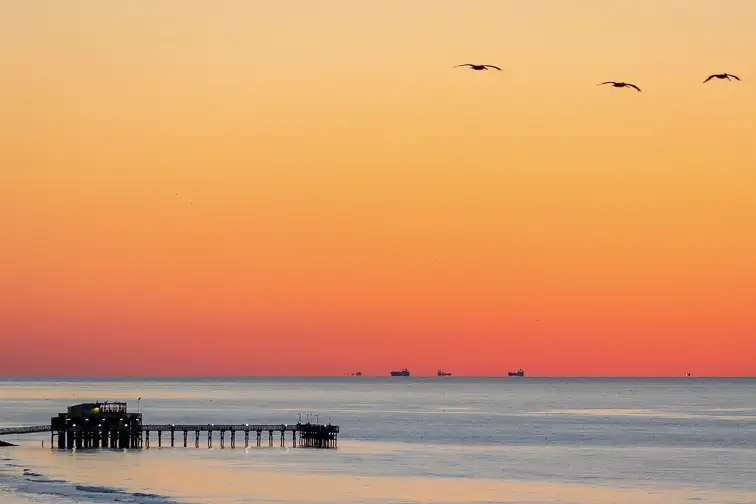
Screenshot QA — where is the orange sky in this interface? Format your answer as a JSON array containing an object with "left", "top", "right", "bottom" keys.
[{"left": 1, "top": 1, "right": 755, "bottom": 376}]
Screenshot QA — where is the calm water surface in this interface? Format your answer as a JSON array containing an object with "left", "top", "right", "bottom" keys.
[{"left": 1, "top": 377, "right": 755, "bottom": 503}]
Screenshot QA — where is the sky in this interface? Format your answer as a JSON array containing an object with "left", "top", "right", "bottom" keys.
[{"left": 1, "top": 0, "right": 755, "bottom": 376}]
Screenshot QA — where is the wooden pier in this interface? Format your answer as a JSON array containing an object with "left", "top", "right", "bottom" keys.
[
  {"left": 0, "top": 402, "right": 339, "bottom": 450},
  {"left": 141, "top": 423, "right": 338, "bottom": 449}
]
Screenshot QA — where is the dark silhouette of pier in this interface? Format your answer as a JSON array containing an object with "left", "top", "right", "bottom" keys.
[
  {"left": 0, "top": 402, "right": 338, "bottom": 450},
  {"left": 141, "top": 423, "right": 338, "bottom": 449},
  {"left": 0, "top": 425, "right": 50, "bottom": 435}
]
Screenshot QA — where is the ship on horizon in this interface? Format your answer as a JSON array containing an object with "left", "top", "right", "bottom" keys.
[
  {"left": 437, "top": 370, "right": 452, "bottom": 376},
  {"left": 508, "top": 369, "right": 525, "bottom": 377},
  {"left": 391, "top": 368, "right": 410, "bottom": 377}
]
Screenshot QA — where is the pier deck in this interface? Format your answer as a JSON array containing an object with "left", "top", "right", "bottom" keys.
[
  {"left": 140, "top": 423, "right": 339, "bottom": 449},
  {"left": 0, "top": 425, "right": 51, "bottom": 436}
]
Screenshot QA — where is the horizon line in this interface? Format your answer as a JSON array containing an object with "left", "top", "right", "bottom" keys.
[{"left": 1, "top": 375, "right": 754, "bottom": 379}]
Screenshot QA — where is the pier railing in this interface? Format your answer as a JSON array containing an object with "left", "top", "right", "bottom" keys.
[
  {"left": 0, "top": 425, "right": 51, "bottom": 435},
  {"left": 142, "top": 424, "right": 305, "bottom": 431}
]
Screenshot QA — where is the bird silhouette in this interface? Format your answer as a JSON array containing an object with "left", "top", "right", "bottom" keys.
[
  {"left": 454, "top": 64, "right": 501, "bottom": 71},
  {"left": 703, "top": 73, "right": 740, "bottom": 83},
  {"left": 597, "top": 81, "right": 642, "bottom": 92}
]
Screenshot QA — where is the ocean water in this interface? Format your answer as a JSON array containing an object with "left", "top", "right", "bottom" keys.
[{"left": 1, "top": 377, "right": 755, "bottom": 504}]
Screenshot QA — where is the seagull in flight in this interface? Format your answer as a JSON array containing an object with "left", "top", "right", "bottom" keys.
[
  {"left": 597, "top": 81, "right": 642, "bottom": 92},
  {"left": 703, "top": 73, "right": 740, "bottom": 83},
  {"left": 454, "top": 64, "right": 501, "bottom": 71}
]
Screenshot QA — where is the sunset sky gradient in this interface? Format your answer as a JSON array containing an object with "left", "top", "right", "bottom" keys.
[{"left": 2, "top": 1, "right": 755, "bottom": 376}]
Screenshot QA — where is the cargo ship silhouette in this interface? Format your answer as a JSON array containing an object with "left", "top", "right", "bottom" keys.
[
  {"left": 391, "top": 368, "right": 410, "bottom": 377},
  {"left": 508, "top": 369, "right": 525, "bottom": 377},
  {"left": 437, "top": 370, "right": 452, "bottom": 376}
]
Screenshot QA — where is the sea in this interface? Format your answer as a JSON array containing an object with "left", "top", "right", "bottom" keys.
[{"left": 1, "top": 377, "right": 755, "bottom": 504}]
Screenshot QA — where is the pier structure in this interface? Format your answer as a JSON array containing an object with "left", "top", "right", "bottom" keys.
[
  {"left": 141, "top": 422, "right": 338, "bottom": 449},
  {"left": 1, "top": 402, "right": 339, "bottom": 451}
]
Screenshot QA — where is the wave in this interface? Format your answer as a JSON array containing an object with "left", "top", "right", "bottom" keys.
[{"left": 1, "top": 457, "right": 186, "bottom": 504}]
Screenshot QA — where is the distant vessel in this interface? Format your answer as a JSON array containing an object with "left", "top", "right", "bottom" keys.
[
  {"left": 686, "top": 372, "right": 691, "bottom": 377},
  {"left": 508, "top": 369, "right": 525, "bottom": 377},
  {"left": 391, "top": 369, "right": 410, "bottom": 377},
  {"left": 437, "top": 370, "right": 452, "bottom": 376},
  {"left": 351, "top": 372, "right": 362, "bottom": 376}
]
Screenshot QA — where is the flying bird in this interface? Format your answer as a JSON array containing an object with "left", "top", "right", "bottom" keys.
[
  {"left": 454, "top": 64, "right": 501, "bottom": 71},
  {"left": 703, "top": 73, "right": 740, "bottom": 83},
  {"left": 597, "top": 81, "right": 642, "bottom": 92}
]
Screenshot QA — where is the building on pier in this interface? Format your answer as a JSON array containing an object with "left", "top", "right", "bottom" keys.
[{"left": 50, "top": 402, "right": 142, "bottom": 449}]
